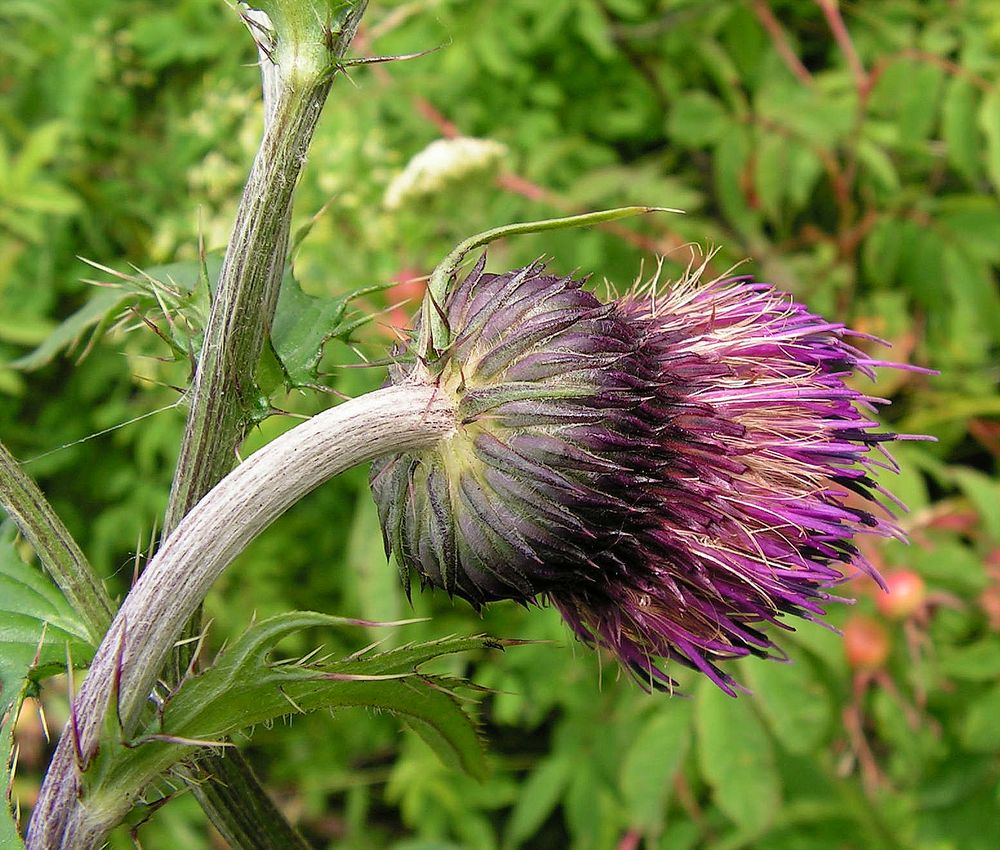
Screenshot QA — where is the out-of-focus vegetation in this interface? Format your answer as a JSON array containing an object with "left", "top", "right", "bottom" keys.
[{"left": 1, "top": 1, "right": 998, "bottom": 848}]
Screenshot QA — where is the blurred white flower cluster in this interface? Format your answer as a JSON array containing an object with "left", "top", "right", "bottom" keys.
[{"left": 383, "top": 136, "right": 507, "bottom": 210}]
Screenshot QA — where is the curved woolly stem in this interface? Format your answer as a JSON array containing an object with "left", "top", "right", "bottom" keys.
[{"left": 27, "top": 384, "right": 454, "bottom": 850}]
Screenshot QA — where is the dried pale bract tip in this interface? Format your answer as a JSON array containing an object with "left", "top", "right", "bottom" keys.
[{"left": 370, "top": 257, "right": 931, "bottom": 695}]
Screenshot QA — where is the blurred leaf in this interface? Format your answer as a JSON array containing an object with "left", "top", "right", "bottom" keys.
[
  {"left": 667, "top": 92, "right": 730, "bottom": 148},
  {"left": 564, "top": 760, "right": 616, "bottom": 850},
  {"left": 504, "top": 754, "right": 572, "bottom": 848},
  {"left": 936, "top": 196, "right": 1000, "bottom": 265},
  {"left": 939, "top": 639, "right": 1000, "bottom": 682},
  {"left": 695, "top": 680, "right": 781, "bottom": 832},
  {"left": 857, "top": 138, "right": 900, "bottom": 195},
  {"left": 619, "top": 699, "right": 693, "bottom": 837},
  {"left": 9, "top": 287, "right": 130, "bottom": 370},
  {"left": 910, "top": 539, "right": 986, "bottom": 594},
  {"left": 0, "top": 315, "right": 54, "bottom": 347},
  {"left": 344, "top": 492, "right": 402, "bottom": 632},
  {"left": 978, "top": 88, "right": 1000, "bottom": 196},
  {"left": 952, "top": 468, "right": 1000, "bottom": 542},
  {"left": 714, "top": 126, "right": 761, "bottom": 239},
  {"left": 863, "top": 217, "right": 904, "bottom": 287},
  {"left": 754, "top": 132, "right": 785, "bottom": 222},
  {"left": 897, "top": 62, "right": 944, "bottom": 143},
  {"left": 575, "top": 0, "right": 615, "bottom": 61},
  {"left": 943, "top": 77, "right": 983, "bottom": 183},
  {"left": 745, "top": 655, "right": 831, "bottom": 756},
  {"left": 961, "top": 684, "right": 1000, "bottom": 752},
  {"left": 756, "top": 81, "right": 855, "bottom": 148}
]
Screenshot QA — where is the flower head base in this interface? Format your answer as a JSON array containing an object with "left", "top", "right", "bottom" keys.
[{"left": 370, "top": 256, "right": 926, "bottom": 694}]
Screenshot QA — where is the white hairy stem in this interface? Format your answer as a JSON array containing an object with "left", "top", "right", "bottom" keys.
[{"left": 27, "top": 383, "right": 453, "bottom": 850}]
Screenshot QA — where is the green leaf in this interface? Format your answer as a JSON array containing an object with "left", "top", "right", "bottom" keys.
[
  {"left": 935, "top": 196, "right": 1000, "bottom": 265},
  {"left": 910, "top": 540, "right": 986, "bottom": 594},
  {"left": 862, "top": 217, "right": 904, "bottom": 287},
  {"left": 897, "top": 62, "right": 944, "bottom": 144},
  {"left": 12, "top": 252, "right": 370, "bottom": 391},
  {"left": 939, "top": 639, "right": 1000, "bottom": 682},
  {"left": 745, "top": 656, "right": 831, "bottom": 756},
  {"left": 753, "top": 132, "right": 786, "bottom": 222},
  {"left": 619, "top": 699, "right": 693, "bottom": 837},
  {"left": 9, "top": 287, "right": 129, "bottom": 371},
  {"left": 857, "top": 138, "right": 900, "bottom": 195},
  {"left": 952, "top": 467, "right": 1000, "bottom": 542},
  {"left": 269, "top": 272, "right": 382, "bottom": 387},
  {"left": 978, "top": 87, "right": 1000, "bottom": 196},
  {"left": 666, "top": 92, "right": 730, "bottom": 148},
  {"left": 695, "top": 680, "right": 781, "bottom": 832},
  {"left": 504, "top": 754, "right": 572, "bottom": 848},
  {"left": 0, "top": 526, "right": 94, "bottom": 719},
  {"left": 9, "top": 255, "right": 219, "bottom": 371},
  {"left": 0, "top": 526, "right": 93, "bottom": 846},
  {"left": 90, "top": 613, "right": 501, "bottom": 804},
  {"left": 714, "top": 127, "right": 762, "bottom": 240},
  {"left": 0, "top": 315, "right": 55, "bottom": 347},
  {"left": 961, "top": 684, "right": 1000, "bottom": 752},
  {"left": 11, "top": 122, "right": 65, "bottom": 183},
  {"left": 575, "top": 0, "right": 615, "bottom": 61},
  {"left": 943, "top": 77, "right": 983, "bottom": 183},
  {"left": 344, "top": 491, "right": 402, "bottom": 633}
]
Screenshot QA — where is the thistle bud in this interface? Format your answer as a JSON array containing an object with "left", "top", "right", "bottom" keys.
[{"left": 370, "top": 257, "right": 927, "bottom": 695}]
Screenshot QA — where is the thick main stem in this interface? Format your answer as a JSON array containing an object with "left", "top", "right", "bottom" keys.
[
  {"left": 158, "top": 7, "right": 367, "bottom": 844},
  {"left": 27, "top": 383, "right": 454, "bottom": 850},
  {"left": 162, "top": 72, "right": 331, "bottom": 537}
]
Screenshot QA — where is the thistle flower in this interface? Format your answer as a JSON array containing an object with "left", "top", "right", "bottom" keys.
[{"left": 370, "top": 254, "right": 926, "bottom": 695}]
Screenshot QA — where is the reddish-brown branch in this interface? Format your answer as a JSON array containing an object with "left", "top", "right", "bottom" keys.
[
  {"left": 413, "top": 95, "right": 460, "bottom": 138},
  {"left": 817, "top": 0, "right": 869, "bottom": 95},
  {"left": 750, "top": 1, "right": 815, "bottom": 87}
]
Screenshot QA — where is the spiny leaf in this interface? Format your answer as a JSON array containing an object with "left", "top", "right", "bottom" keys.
[
  {"left": 11, "top": 254, "right": 377, "bottom": 391},
  {"left": 86, "top": 613, "right": 503, "bottom": 806},
  {"left": 0, "top": 525, "right": 93, "bottom": 846},
  {"left": 269, "top": 274, "right": 389, "bottom": 387},
  {"left": 9, "top": 256, "right": 220, "bottom": 371}
]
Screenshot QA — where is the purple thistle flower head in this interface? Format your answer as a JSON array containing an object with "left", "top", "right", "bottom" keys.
[{"left": 370, "top": 255, "right": 928, "bottom": 694}]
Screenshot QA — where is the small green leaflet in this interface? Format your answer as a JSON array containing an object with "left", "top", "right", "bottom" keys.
[
  {"left": 0, "top": 525, "right": 94, "bottom": 847},
  {"left": 618, "top": 699, "right": 693, "bottom": 839},
  {"left": 695, "top": 678, "right": 782, "bottom": 834},
  {"left": 87, "top": 612, "right": 502, "bottom": 807}
]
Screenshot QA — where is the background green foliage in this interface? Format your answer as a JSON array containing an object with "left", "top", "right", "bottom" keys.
[{"left": 2, "top": 0, "right": 999, "bottom": 848}]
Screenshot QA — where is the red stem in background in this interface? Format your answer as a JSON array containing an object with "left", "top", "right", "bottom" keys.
[
  {"left": 817, "top": 0, "right": 869, "bottom": 95},
  {"left": 750, "top": 0, "right": 815, "bottom": 87}
]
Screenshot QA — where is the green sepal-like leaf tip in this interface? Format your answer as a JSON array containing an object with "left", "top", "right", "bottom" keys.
[{"left": 419, "top": 206, "right": 683, "bottom": 364}]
